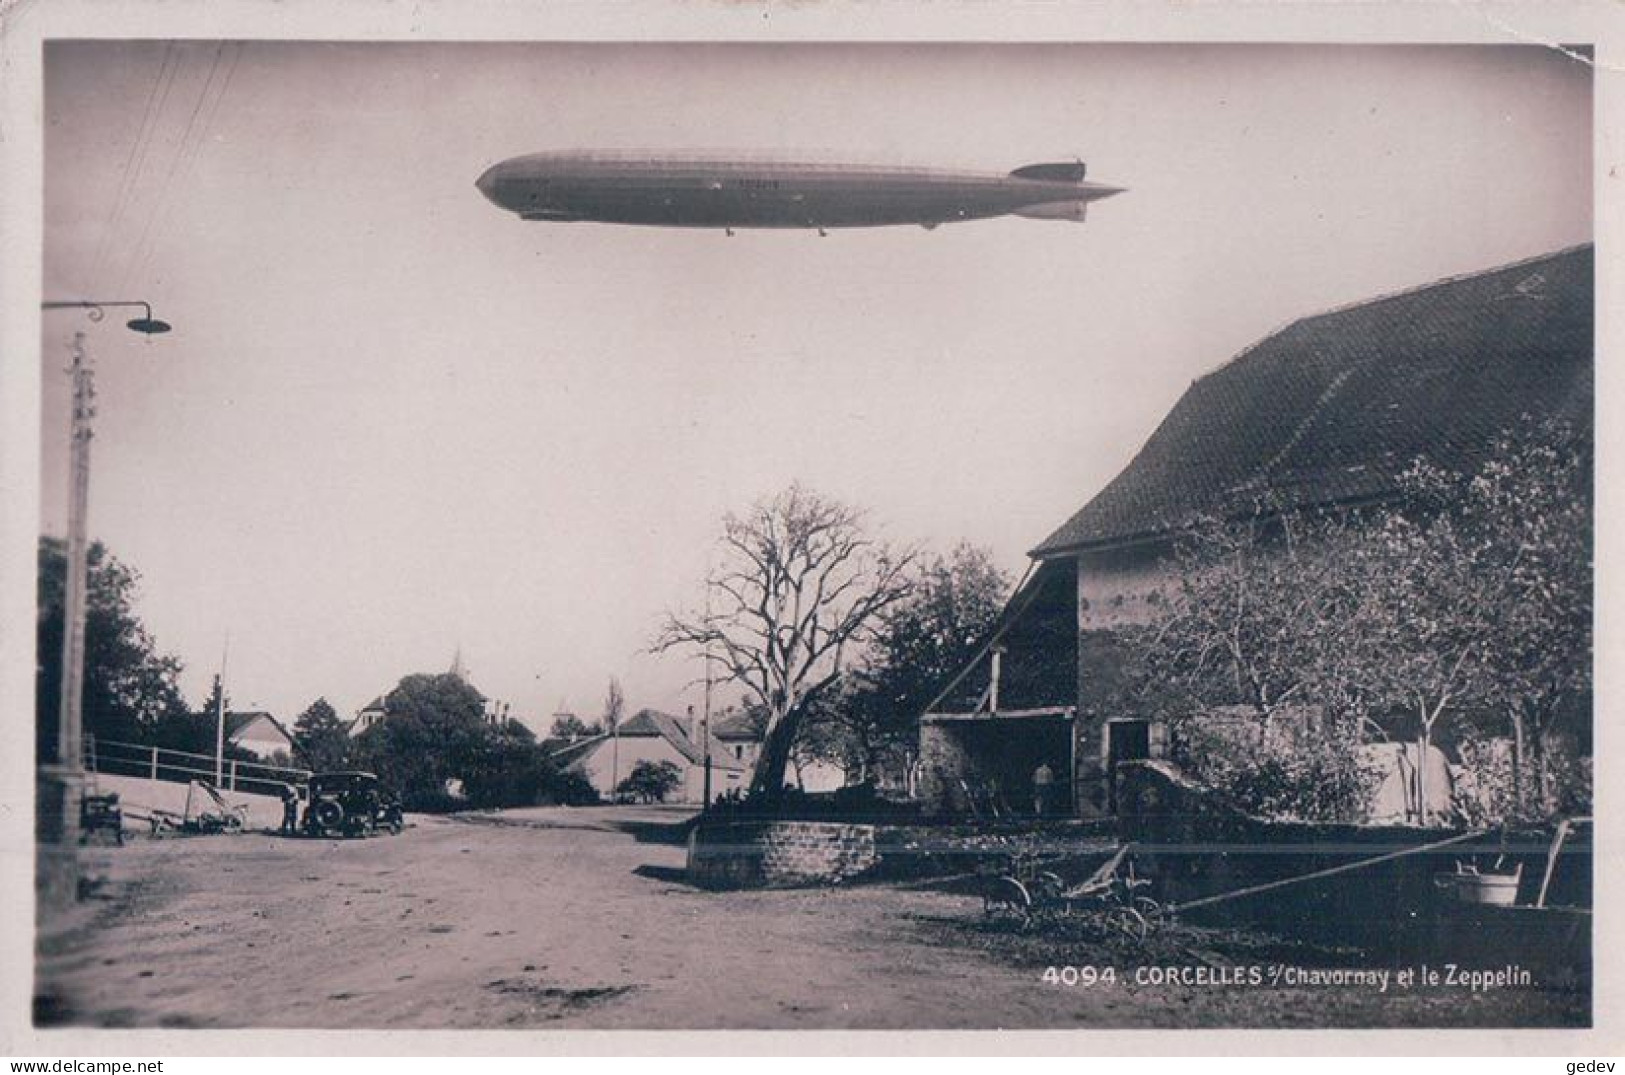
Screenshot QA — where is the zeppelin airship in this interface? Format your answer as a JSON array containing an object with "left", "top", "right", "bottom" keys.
[{"left": 474, "top": 151, "right": 1125, "bottom": 232}]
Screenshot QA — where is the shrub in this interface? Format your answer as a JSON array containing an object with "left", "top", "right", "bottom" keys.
[
  {"left": 542, "top": 770, "right": 601, "bottom": 807},
  {"left": 1171, "top": 711, "right": 1381, "bottom": 823},
  {"left": 615, "top": 759, "right": 683, "bottom": 803}
]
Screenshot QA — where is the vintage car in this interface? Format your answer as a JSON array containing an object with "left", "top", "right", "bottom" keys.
[{"left": 302, "top": 771, "right": 404, "bottom": 838}]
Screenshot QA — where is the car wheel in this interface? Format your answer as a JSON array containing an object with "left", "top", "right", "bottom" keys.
[{"left": 312, "top": 799, "right": 344, "bottom": 836}]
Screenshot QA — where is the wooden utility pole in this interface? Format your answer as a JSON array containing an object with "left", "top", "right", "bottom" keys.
[
  {"left": 39, "top": 302, "right": 169, "bottom": 913},
  {"left": 702, "top": 651, "right": 714, "bottom": 808},
  {"left": 58, "top": 333, "right": 94, "bottom": 781},
  {"left": 213, "top": 639, "right": 229, "bottom": 786},
  {"left": 702, "top": 582, "right": 714, "bottom": 808},
  {"left": 37, "top": 332, "right": 98, "bottom": 911}
]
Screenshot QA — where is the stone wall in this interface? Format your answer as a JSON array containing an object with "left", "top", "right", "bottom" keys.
[{"left": 687, "top": 819, "right": 878, "bottom": 889}]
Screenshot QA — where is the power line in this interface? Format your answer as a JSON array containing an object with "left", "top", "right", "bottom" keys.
[
  {"left": 118, "top": 42, "right": 224, "bottom": 293},
  {"left": 121, "top": 41, "right": 242, "bottom": 295},
  {"left": 90, "top": 42, "right": 179, "bottom": 292}
]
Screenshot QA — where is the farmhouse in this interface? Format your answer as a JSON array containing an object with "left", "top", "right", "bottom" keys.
[
  {"left": 918, "top": 245, "right": 1594, "bottom": 818},
  {"left": 549, "top": 708, "right": 748, "bottom": 805},
  {"left": 222, "top": 710, "right": 295, "bottom": 761}
]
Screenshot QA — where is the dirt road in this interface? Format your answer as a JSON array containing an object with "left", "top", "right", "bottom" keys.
[{"left": 35, "top": 807, "right": 1586, "bottom": 1030}]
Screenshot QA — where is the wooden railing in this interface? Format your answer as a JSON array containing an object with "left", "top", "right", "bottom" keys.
[{"left": 84, "top": 736, "right": 311, "bottom": 798}]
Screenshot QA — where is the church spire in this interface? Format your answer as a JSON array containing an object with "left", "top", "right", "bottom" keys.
[{"left": 449, "top": 645, "right": 469, "bottom": 683}]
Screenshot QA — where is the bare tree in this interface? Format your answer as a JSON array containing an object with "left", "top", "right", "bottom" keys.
[
  {"left": 603, "top": 676, "right": 626, "bottom": 797},
  {"left": 655, "top": 485, "right": 915, "bottom": 801},
  {"left": 602, "top": 677, "right": 625, "bottom": 733}
]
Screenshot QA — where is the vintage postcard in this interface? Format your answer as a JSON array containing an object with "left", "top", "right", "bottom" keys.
[{"left": 1, "top": 0, "right": 1618, "bottom": 1057}]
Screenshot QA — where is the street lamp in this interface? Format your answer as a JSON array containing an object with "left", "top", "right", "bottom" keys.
[
  {"left": 42, "top": 299, "right": 172, "bottom": 335},
  {"left": 38, "top": 298, "right": 170, "bottom": 909}
]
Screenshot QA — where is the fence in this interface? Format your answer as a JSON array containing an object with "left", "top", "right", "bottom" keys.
[{"left": 85, "top": 736, "right": 311, "bottom": 799}]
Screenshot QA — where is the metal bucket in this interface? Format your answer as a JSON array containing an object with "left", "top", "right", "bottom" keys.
[{"left": 1437, "top": 870, "right": 1521, "bottom": 907}]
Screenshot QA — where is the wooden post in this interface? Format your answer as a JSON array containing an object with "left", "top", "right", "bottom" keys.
[
  {"left": 150, "top": 745, "right": 159, "bottom": 780},
  {"left": 229, "top": 759, "right": 237, "bottom": 791},
  {"left": 1067, "top": 710, "right": 1079, "bottom": 816},
  {"left": 1536, "top": 819, "right": 1573, "bottom": 909}
]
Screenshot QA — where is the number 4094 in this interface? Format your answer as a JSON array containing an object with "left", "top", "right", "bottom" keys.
[{"left": 1042, "top": 965, "right": 1116, "bottom": 987}]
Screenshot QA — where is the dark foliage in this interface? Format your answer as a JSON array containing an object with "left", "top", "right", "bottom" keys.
[
  {"left": 616, "top": 759, "right": 683, "bottom": 804},
  {"left": 36, "top": 537, "right": 192, "bottom": 762},
  {"left": 292, "top": 697, "right": 351, "bottom": 772},
  {"left": 349, "top": 673, "right": 582, "bottom": 811}
]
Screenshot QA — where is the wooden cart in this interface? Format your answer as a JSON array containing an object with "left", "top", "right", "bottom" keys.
[{"left": 983, "top": 843, "right": 1161, "bottom": 939}]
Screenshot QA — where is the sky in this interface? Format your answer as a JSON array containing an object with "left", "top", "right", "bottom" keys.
[{"left": 39, "top": 42, "right": 1592, "bottom": 731}]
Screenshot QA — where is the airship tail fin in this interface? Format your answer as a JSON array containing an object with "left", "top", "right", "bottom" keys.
[{"left": 1010, "top": 160, "right": 1087, "bottom": 183}]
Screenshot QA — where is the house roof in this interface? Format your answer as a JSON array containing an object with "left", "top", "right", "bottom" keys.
[
  {"left": 710, "top": 711, "right": 765, "bottom": 742},
  {"left": 224, "top": 711, "right": 292, "bottom": 742},
  {"left": 546, "top": 734, "right": 611, "bottom": 768},
  {"left": 618, "top": 707, "right": 687, "bottom": 740},
  {"left": 1032, "top": 245, "right": 1594, "bottom": 556},
  {"left": 552, "top": 711, "right": 747, "bottom": 771}
]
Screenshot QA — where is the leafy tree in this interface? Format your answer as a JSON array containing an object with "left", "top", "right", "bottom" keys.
[
  {"left": 616, "top": 759, "right": 683, "bottom": 804},
  {"left": 548, "top": 713, "right": 603, "bottom": 739},
  {"left": 1347, "top": 422, "right": 1591, "bottom": 818},
  {"left": 654, "top": 485, "right": 914, "bottom": 802},
  {"left": 36, "top": 537, "right": 191, "bottom": 761},
  {"left": 1338, "top": 495, "right": 1495, "bottom": 821},
  {"left": 349, "top": 673, "right": 587, "bottom": 810},
  {"left": 789, "top": 693, "right": 852, "bottom": 785},
  {"left": 459, "top": 726, "right": 558, "bottom": 809},
  {"left": 1129, "top": 507, "right": 1383, "bottom": 822},
  {"left": 1131, "top": 420, "right": 1590, "bottom": 825},
  {"left": 818, "top": 543, "right": 1010, "bottom": 787},
  {"left": 292, "top": 697, "right": 351, "bottom": 772},
  {"left": 350, "top": 673, "right": 491, "bottom": 809},
  {"left": 1457, "top": 425, "right": 1591, "bottom": 813},
  {"left": 499, "top": 717, "right": 537, "bottom": 742},
  {"left": 1143, "top": 506, "right": 1364, "bottom": 723}
]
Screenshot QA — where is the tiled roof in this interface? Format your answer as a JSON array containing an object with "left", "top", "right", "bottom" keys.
[
  {"left": 710, "top": 711, "right": 766, "bottom": 741},
  {"left": 546, "top": 734, "right": 610, "bottom": 768},
  {"left": 547, "top": 726, "right": 746, "bottom": 773},
  {"left": 603, "top": 709, "right": 746, "bottom": 770},
  {"left": 224, "top": 710, "right": 291, "bottom": 742},
  {"left": 1032, "top": 245, "right": 1594, "bottom": 556},
  {"left": 617, "top": 708, "right": 683, "bottom": 739}
]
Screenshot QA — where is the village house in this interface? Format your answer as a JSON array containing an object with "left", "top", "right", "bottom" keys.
[
  {"left": 711, "top": 710, "right": 764, "bottom": 767},
  {"left": 348, "top": 694, "right": 389, "bottom": 738},
  {"left": 918, "top": 245, "right": 1594, "bottom": 819},
  {"left": 222, "top": 710, "right": 295, "bottom": 761},
  {"left": 347, "top": 650, "right": 514, "bottom": 738},
  {"left": 547, "top": 708, "right": 749, "bottom": 804},
  {"left": 707, "top": 708, "right": 848, "bottom": 793}
]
